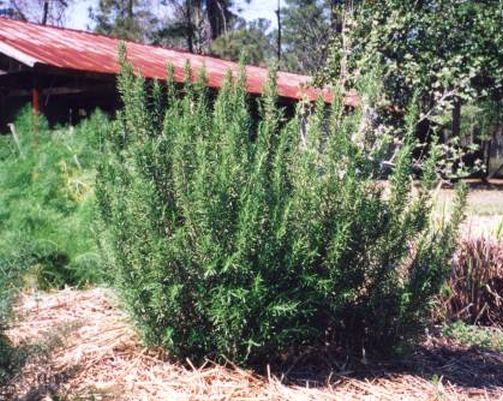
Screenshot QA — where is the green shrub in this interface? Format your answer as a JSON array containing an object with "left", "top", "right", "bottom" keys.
[
  {"left": 443, "top": 321, "right": 503, "bottom": 352},
  {"left": 0, "top": 253, "right": 23, "bottom": 385},
  {"left": 96, "top": 59, "right": 467, "bottom": 365},
  {"left": 0, "top": 107, "right": 106, "bottom": 290},
  {"left": 0, "top": 259, "right": 15, "bottom": 351}
]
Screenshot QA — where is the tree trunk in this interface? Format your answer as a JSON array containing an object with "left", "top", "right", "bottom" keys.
[
  {"left": 41, "top": 0, "right": 49, "bottom": 25},
  {"left": 482, "top": 137, "right": 492, "bottom": 180},
  {"left": 207, "top": 0, "right": 227, "bottom": 42},
  {"left": 452, "top": 96, "right": 461, "bottom": 138},
  {"left": 488, "top": 124, "right": 503, "bottom": 179},
  {"left": 275, "top": 0, "right": 281, "bottom": 63},
  {"left": 185, "top": 0, "right": 194, "bottom": 53},
  {"left": 127, "top": 0, "right": 134, "bottom": 19},
  {"left": 330, "top": 0, "right": 343, "bottom": 33}
]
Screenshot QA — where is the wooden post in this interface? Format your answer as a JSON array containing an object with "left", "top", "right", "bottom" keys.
[
  {"left": 32, "top": 87, "right": 41, "bottom": 115},
  {"left": 32, "top": 85, "right": 41, "bottom": 142}
]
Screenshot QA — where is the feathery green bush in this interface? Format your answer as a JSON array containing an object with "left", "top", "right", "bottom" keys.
[
  {"left": 96, "top": 59, "right": 467, "bottom": 365},
  {"left": 0, "top": 107, "right": 106, "bottom": 291}
]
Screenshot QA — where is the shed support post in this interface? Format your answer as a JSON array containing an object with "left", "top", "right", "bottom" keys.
[
  {"left": 32, "top": 85, "right": 41, "bottom": 140},
  {"left": 32, "top": 86, "right": 41, "bottom": 114}
]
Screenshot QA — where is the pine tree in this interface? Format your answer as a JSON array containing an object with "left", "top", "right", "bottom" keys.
[
  {"left": 209, "top": 18, "right": 274, "bottom": 65},
  {"left": 90, "top": 0, "right": 157, "bottom": 41},
  {"left": 155, "top": 0, "right": 240, "bottom": 53},
  {"left": 279, "top": 0, "right": 332, "bottom": 74}
]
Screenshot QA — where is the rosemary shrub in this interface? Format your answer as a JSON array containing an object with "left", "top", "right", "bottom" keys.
[{"left": 96, "top": 58, "right": 466, "bottom": 365}]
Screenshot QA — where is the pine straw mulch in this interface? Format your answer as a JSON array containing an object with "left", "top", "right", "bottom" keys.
[{"left": 2, "top": 288, "right": 503, "bottom": 401}]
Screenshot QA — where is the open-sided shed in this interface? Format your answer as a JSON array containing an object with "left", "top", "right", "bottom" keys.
[{"left": 0, "top": 17, "right": 358, "bottom": 130}]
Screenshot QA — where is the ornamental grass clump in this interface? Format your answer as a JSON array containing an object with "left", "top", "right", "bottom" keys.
[
  {"left": 96, "top": 55, "right": 467, "bottom": 365},
  {"left": 439, "top": 236, "right": 503, "bottom": 326}
]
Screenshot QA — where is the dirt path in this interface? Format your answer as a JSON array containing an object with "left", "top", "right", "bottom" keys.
[{"left": 2, "top": 288, "right": 503, "bottom": 401}]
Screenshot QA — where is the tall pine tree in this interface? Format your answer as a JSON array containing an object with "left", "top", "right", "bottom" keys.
[
  {"left": 279, "top": 0, "right": 332, "bottom": 74},
  {"left": 90, "top": 0, "right": 157, "bottom": 41}
]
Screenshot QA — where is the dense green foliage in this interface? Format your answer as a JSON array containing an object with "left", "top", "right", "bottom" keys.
[
  {"left": 210, "top": 19, "right": 274, "bottom": 66},
  {"left": 320, "top": 0, "right": 503, "bottom": 177},
  {"left": 96, "top": 60, "right": 467, "bottom": 365},
  {"left": 280, "top": 0, "right": 335, "bottom": 74},
  {"left": 0, "top": 248, "right": 19, "bottom": 385},
  {"left": 0, "top": 108, "right": 105, "bottom": 292},
  {"left": 341, "top": 0, "right": 503, "bottom": 108},
  {"left": 443, "top": 321, "right": 503, "bottom": 352},
  {"left": 90, "top": 0, "right": 158, "bottom": 42}
]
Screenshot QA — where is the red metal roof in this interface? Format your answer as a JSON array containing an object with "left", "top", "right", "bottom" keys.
[{"left": 0, "top": 17, "right": 358, "bottom": 105}]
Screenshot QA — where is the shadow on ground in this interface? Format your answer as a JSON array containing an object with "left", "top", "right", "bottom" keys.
[
  {"left": 267, "top": 336, "right": 503, "bottom": 391},
  {"left": 0, "top": 322, "right": 83, "bottom": 401},
  {"left": 405, "top": 341, "right": 503, "bottom": 388}
]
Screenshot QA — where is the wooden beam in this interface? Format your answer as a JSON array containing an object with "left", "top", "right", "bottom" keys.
[{"left": 12, "top": 80, "right": 113, "bottom": 95}]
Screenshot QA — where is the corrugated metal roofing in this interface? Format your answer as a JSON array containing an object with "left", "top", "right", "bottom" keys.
[{"left": 0, "top": 17, "right": 358, "bottom": 105}]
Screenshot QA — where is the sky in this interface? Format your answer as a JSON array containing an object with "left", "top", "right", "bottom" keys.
[{"left": 67, "top": 0, "right": 286, "bottom": 31}]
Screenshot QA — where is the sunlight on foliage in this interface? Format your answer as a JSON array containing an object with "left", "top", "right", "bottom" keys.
[
  {"left": 0, "top": 108, "right": 106, "bottom": 292},
  {"left": 96, "top": 56, "right": 467, "bottom": 365}
]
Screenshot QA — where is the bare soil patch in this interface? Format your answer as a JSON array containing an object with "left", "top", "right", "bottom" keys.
[{"left": 2, "top": 288, "right": 503, "bottom": 401}]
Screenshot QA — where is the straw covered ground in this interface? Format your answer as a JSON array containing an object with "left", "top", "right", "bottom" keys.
[{"left": 1, "top": 287, "right": 503, "bottom": 401}]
